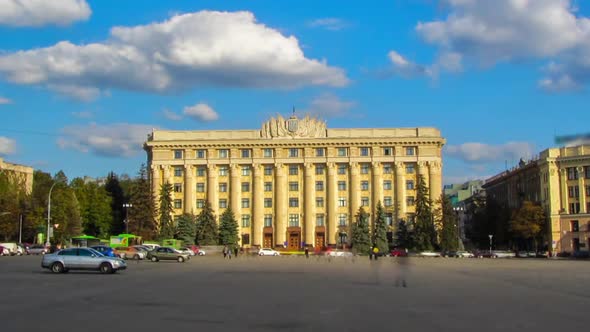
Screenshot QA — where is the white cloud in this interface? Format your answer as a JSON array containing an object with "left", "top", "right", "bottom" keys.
[
  {"left": 412, "top": 0, "right": 590, "bottom": 91},
  {"left": 162, "top": 108, "right": 182, "bottom": 121},
  {"left": 0, "top": 0, "right": 91, "bottom": 27},
  {"left": 57, "top": 123, "right": 155, "bottom": 157},
  {"left": 183, "top": 103, "right": 219, "bottom": 122},
  {"left": 0, "top": 11, "right": 348, "bottom": 101},
  {"left": 0, "top": 136, "right": 16, "bottom": 155},
  {"left": 0, "top": 96, "right": 12, "bottom": 104},
  {"left": 386, "top": 50, "right": 434, "bottom": 78},
  {"left": 308, "top": 18, "right": 349, "bottom": 31},
  {"left": 307, "top": 93, "right": 355, "bottom": 118},
  {"left": 445, "top": 142, "right": 535, "bottom": 163}
]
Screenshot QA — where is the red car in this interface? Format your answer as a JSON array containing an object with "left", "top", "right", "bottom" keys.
[
  {"left": 390, "top": 248, "right": 408, "bottom": 257},
  {"left": 185, "top": 244, "right": 206, "bottom": 256}
]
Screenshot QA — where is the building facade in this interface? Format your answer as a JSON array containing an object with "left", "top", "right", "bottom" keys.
[
  {"left": 144, "top": 114, "right": 445, "bottom": 249},
  {"left": 0, "top": 157, "right": 34, "bottom": 194}
]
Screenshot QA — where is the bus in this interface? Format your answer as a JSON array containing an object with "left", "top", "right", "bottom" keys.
[{"left": 109, "top": 234, "right": 142, "bottom": 248}]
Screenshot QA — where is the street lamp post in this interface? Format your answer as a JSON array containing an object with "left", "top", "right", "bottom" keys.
[
  {"left": 46, "top": 181, "right": 61, "bottom": 247},
  {"left": 488, "top": 234, "right": 493, "bottom": 254},
  {"left": 123, "top": 203, "right": 133, "bottom": 234},
  {"left": 18, "top": 214, "right": 22, "bottom": 244}
]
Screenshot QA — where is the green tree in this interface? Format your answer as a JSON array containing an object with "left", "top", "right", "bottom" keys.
[
  {"left": 372, "top": 201, "right": 389, "bottom": 254},
  {"left": 413, "top": 175, "right": 435, "bottom": 251},
  {"left": 175, "top": 213, "right": 196, "bottom": 245},
  {"left": 438, "top": 195, "right": 459, "bottom": 251},
  {"left": 509, "top": 201, "right": 546, "bottom": 251},
  {"left": 395, "top": 219, "right": 413, "bottom": 249},
  {"left": 351, "top": 207, "right": 371, "bottom": 254},
  {"left": 195, "top": 202, "right": 218, "bottom": 245},
  {"left": 71, "top": 178, "right": 112, "bottom": 238},
  {"left": 105, "top": 172, "right": 126, "bottom": 235},
  {"left": 0, "top": 170, "right": 28, "bottom": 241},
  {"left": 49, "top": 172, "right": 82, "bottom": 244},
  {"left": 128, "top": 164, "right": 157, "bottom": 240},
  {"left": 218, "top": 207, "right": 239, "bottom": 248},
  {"left": 158, "top": 182, "right": 174, "bottom": 239},
  {"left": 26, "top": 171, "right": 54, "bottom": 243}
]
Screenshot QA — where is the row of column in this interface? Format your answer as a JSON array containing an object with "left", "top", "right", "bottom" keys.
[
  {"left": 559, "top": 166, "right": 588, "bottom": 214},
  {"left": 151, "top": 161, "right": 442, "bottom": 246}
]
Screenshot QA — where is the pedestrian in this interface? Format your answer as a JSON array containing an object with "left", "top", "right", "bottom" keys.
[
  {"left": 234, "top": 247, "right": 238, "bottom": 258},
  {"left": 372, "top": 246, "right": 380, "bottom": 261},
  {"left": 305, "top": 247, "right": 309, "bottom": 259},
  {"left": 227, "top": 247, "right": 232, "bottom": 260},
  {"left": 223, "top": 245, "right": 228, "bottom": 259}
]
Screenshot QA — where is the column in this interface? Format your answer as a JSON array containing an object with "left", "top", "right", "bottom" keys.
[
  {"left": 371, "top": 162, "right": 383, "bottom": 225},
  {"left": 304, "top": 163, "right": 315, "bottom": 247},
  {"left": 275, "top": 163, "right": 287, "bottom": 247},
  {"left": 578, "top": 166, "right": 587, "bottom": 213},
  {"left": 429, "top": 161, "right": 442, "bottom": 208},
  {"left": 418, "top": 161, "right": 429, "bottom": 194},
  {"left": 252, "top": 164, "right": 264, "bottom": 247},
  {"left": 349, "top": 162, "right": 360, "bottom": 218},
  {"left": 151, "top": 164, "right": 161, "bottom": 217},
  {"left": 207, "top": 165, "right": 218, "bottom": 216},
  {"left": 184, "top": 165, "right": 194, "bottom": 214},
  {"left": 560, "top": 168, "right": 569, "bottom": 213},
  {"left": 327, "top": 162, "right": 337, "bottom": 246},
  {"left": 230, "top": 164, "right": 241, "bottom": 223},
  {"left": 394, "top": 162, "right": 406, "bottom": 220}
]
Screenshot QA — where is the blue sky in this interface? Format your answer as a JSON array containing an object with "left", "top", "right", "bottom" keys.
[{"left": 0, "top": 0, "right": 589, "bottom": 184}]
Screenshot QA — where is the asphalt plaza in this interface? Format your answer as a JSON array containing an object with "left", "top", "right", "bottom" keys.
[{"left": 1, "top": 254, "right": 589, "bottom": 332}]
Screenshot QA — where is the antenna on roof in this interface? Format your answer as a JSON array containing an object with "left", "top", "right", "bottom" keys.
[{"left": 292, "top": 106, "right": 295, "bottom": 116}]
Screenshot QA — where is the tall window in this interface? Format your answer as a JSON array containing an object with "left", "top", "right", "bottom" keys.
[
  {"left": 338, "top": 197, "right": 347, "bottom": 207},
  {"left": 316, "top": 148, "right": 325, "bottom": 157},
  {"left": 196, "top": 183, "right": 205, "bottom": 192},
  {"left": 406, "top": 196, "right": 415, "bottom": 206},
  {"left": 264, "top": 198, "right": 273, "bottom": 208},
  {"left": 571, "top": 220, "right": 579, "bottom": 232},
  {"left": 289, "top": 214, "right": 300, "bottom": 227},
  {"left": 289, "top": 165, "right": 298, "bottom": 175},
  {"left": 384, "top": 196, "right": 393, "bottom": 207},
  {"left": 316, "top": 165, "right": 325, "bottom": 175},
  {"left": 264, "top": 215, "right": 273, "bottom": 227},
  {"left": 568, "top": 186, "right": 579, "bottom": 198},
  {"left": 218, "top": 149, "right": 229, "bottom": 158},
  {"left": 196, "top": 149, "right": 206, "bottom": 159},
  {"left": 242, "top": 166, "right": 251, "bottom": 176},
  {"left": 361, "top": 197, "right": 369, "bottom": 207},
  {"left": 174, "top": 199, "right": 182, "bottom": 209},
  {"left": 196, "top": 199, "right": 205, "bottom": 208},
  {"left": 338, "top": 181, "right": 347, "bottom": 191},
  {"left": 586, "top": 166, "right": 590, "bottom": 179},
  {"left": 383, "top": 147, "right": 393, "bottom": 156},
  {"left": 241, "top": 198, "right": 250, "bottom": 208},
  {"left": 242, "top": 234, "right": 250, "bottom": 245},
  {"left": 264, "top": 182, "right": 272, "bottom": 192},
  {"left": 289, "top": 182, "right": 299, "bottom": 191},
  {"left": 406, "top": 180, "right": 415, "bottom": 190},
  {"left": 241, "top": 182, "right": 250, "bottom": 192},
  {"left": 406, "top": 146, "right": 416, "bottom": 156},
  {"left": 316, "top": 197, "right": 324, "bottom": 208},
  {"left": 173, "top": 183, "right": 182, "bottom": 193},
  {"left": 361, "top": 181, "right": 369, "bottom": 191},
  {"left": 289, "top": 148, "right": 299, "bottom": 157},
  {"left": 196, "top": 167, "right": 206, "bottom": 177},
  {"left": 569, "top": 203, "right": 581, "bottom": 214},
  {"left": 360, "top": 164, "right": 370, "bottom": 174},
  {"left": 263, "top": 148, "right": 274, "bottom": 158},
  {"left": 174, "top": 167, "right": 183, "bottom": 177},
  {"left": 219, "top": 166, "right": 228, "bottom": 176},
  {"left": 174, "top": 150, "right": 183, "bottom": 159},
  {"left": 241, "top": 215, "right": 251, "bottom": 227},
  {"left": 383, "top": 180, "right": 392, "bottom": 190},
  {"left": 338, "top": 164, "right": 347, "bottom": 175},
  {"left": 289, "top": 198, "right": 299, "bottom": 207},
  {"left": 406, "top": 164, "right": 415, "bottom": 174},
  {"left": 337, "top": 148, "right": 348, "bottom": 157},
  {"left": 316, "top": 181, "right": 324, "bottom": 191},
  {"left": 219, "top": 183, "right": 227, "bottom": 192},
  {"left": 316, "top": 214, "right": 325, "bottom": 226},
  {"left": 586, "top": 185, "right": 590, "bottom": 197},
  {"left": 385, "top": 213, "right": 393, "bottom": 226},
  {"left": 241, "top": 149, "right": 251, "bottom": 158},
  {"left": 360, "top": 147, "right": 370, "bottom": 157},
  {"left": 567, "top": 167, "right": 578, "bottom": 180},
  {"left": 219, "top": 199, "right": 227, "bottom": 208},
  {"left": 264, "top": 165, "right": 273, "bottom": 176},
  {"left": 338, "top": 214, "right": 347, "bottom": 226},
  {"left": 383, "top": 164, "right": 392, "bottom": 174}
]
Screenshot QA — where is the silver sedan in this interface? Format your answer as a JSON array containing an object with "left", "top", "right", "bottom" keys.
[{"left": 41, "top": 248, "right": 127, "bottom": 274}]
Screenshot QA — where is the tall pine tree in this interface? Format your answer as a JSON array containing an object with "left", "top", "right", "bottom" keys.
[
  {"left": 158, "top": 182, "right": 175, "bottom": 240},
  {"left": 413, "top": 175, "right": 435, "bottom": 251},
  {"left": 438, "top": 195, "right": 459, "bottom": 251},
  {"left": 218, "top": 207, "right": 239, "bottom": 248},
  {"left": 351, "top": 207, "right": 371, "bottom": 255},
  {"left": 372, "top": 201, "right": 389, "bottom": 254},
  {"left": 395, "top": 219, "right": 413, "bottom": 249},
  {"left": 128, "top": 164, "right": 157, "bottom": 240},
  {"left": 105, "top": 172, "right": 125, "bottom": 235},
  {"left": 195, "top": 202, "right": 218, "bottom": 245},
  {"left": 175, "top": 213, "right": 196, "bottom": 245}
]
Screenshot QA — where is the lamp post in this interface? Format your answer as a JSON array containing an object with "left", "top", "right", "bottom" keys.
[
  {"left": 123, "top": 203, "right": 133, "bottom": 234},
  {"left": 46, "top": 181, "right": 63, "bottom": 247},
  {"left": 488, "top": 234, "right": 493, "bottom": 254}
]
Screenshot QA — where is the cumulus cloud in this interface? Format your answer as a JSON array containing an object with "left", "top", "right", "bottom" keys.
[
  {"left": 0, "top": 96, "right": 12, "bottom": 104},
  {"left": 0, "top": 11, "right": 348, "bottom": 101},
  {"left": 162, "top": 108, "right": 182, "bottom": 121},
  {"left": 183, "top": 103, "right": 219, "bottom": 122},
  {"left": 307, "top": 93, "right": 355, "bottom": 118},
  {"left": 0, "top": 136, "right": 16, "bottom": 155},
  {"left": 307, "top": 18, "right": 349, "bottom": 31},
  {"left": 57, "top": 123, "right": 155, "bottom": 157},
  {"left": 0, "top": 0, "right": 91, "bottom": 27},
  {"left": 400, "top": 0, "right": 590, "bottom": 90},
  {"left": 445, "top": 142, "right": 535, "bottom": 163}
]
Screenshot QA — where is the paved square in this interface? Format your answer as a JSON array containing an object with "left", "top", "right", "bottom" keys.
[{"left": 1, "top": 255, "right": 589, "bottom": 331}]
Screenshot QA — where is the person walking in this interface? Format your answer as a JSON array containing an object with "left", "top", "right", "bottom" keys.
[
  {"left": 223, "top": 245, "right": 228, "bottom": 259},
  {"left": 304, "top": 247, "right": 309, "bottom": 259},
  {"left": 227, "top": 247, "right": 232, "bottom": 260},
  {"left": 234, "top": 247, "right": 238, "bottom": 258},
  {"left": 372, "top": 246, "right": 380, "bottom": 261}
]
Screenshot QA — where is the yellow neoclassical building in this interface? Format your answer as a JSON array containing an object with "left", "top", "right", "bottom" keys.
[
  {"left": 144, "top": 114, "right": 445, "bottom": 249},
  {"left": 0, "top": 157, "right": 34, "bottom": 194}
]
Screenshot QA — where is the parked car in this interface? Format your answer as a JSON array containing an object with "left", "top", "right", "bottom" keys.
[
  {"left": 572, "top": 251, "right": 590, "bottom": 259},
  {"left": 90, "top": 245, "right": 117, "bottom": 258},
  {"left": 142, "top": 243, "right": 160, "bottom": 251},
  {"left": 327, "top": 250, "right": 354, "bottom": 257},
  {"left": 390, "top": 248, "right": 408, "bottom": 257},
  {"left": 178, "top": 247, "right": 195, "bottom": 256},
  {"left": 183, "top": 244, "right": 206, "bottom": 256},
  {"left": 0, "top": 243, "right": 24, "bottom": 256},
  {"left": 418, "top": 251, "right": 441, "bottom": 258},
  {"left": 456, "top": 251, "right": 475, "bottom": 258},
  {"left": 493, "top": 251, "right": 516, "bottom": 258},
  {"left": 258, "top": 248, "right": 280, "bottom": 256},
  {"left": 146, "top": 247, "right": 190, "bottom": 262},
  {"left": 41, "top": 248, "right": 127, "bottom": 274},
  {"left": 115, "top": 246, "right": 146, "bottom": 260},
  {"left": 0, "top": 245, "right": 9, "bottom": 256},
  {"left": 27, "top": 245, "right": 49, "bottom": 255}
]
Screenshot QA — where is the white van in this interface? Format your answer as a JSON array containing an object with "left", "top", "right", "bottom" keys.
[{"left": 0, "top": 243, "right": 24, "bottom": 256}]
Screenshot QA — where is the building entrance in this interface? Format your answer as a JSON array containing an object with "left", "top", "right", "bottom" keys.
[
  {"left": 288, "top": 232, "right": 300, "bottom": 250},
  {"left": 315, "top": 232, "right": 325, "bottom": 248},
  {"left": 263, "top": 234, "right": 273, "bottom": 248}
]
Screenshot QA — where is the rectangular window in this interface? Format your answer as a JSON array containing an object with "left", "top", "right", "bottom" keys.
[
  {"left": 571, "top": 220, "right": 580, "bottom": 232},
  {"left": 316, "top": 181, "right": 324, "bottom": 191},
  {"left": 264, "top": 198, "right": 273, "bottom": 208},
  {"left": 569, "top": 203, "right": 581, "bottom": 214},
  {"left": 174, "top": 199, "right": 182, "bottom": 209},
  {"left": 361, "top": 181, "right": 369, "bottom": 191},
  {"left": 219, "top": 183, "right": 228, "bottom": 192},
  {"left": 264, "top": 165, "right": 273, "bottom": 176},
  {"left": 263, "top": 148, "right": 274, "bottom": 158},
  {"left": 360, "top": 163, "right": 370, "bottom": 174},
  {"left": 406, "top": 146, "right": 416, "bottom": 156},
  {"left": 568, "top": 186, "right": 579, "bottom": 198},
  {"left": 383, "top": 164, "right": 392, "bottom": 174},
  {"left": 174, "top": 150, "right": 183, "bottom": 159},
  {"left": 338, "top": 197, "right": 347, "bottom": 207},
  {"left": 173, "top": 183, "right": 182, "bottom": 193},
  {"left": 316, "top": 197, "right": 324, "bottom": 208},
  {"left": 289, "top": 197, "right": 299, "bottom": 207},
  {"left": 242, "top": 166, "right": 251, "bottom": 176},
  {"left": 174, "top": 166, "right": 183, "bottom": 177},
  {"left": 586, "top": 185, "right": 590, "bottom": 197},
  {"left": 241, "top": 215, "right": 251, "bottom": 227},
  {"left": 264, "top": 182, "right": 272, "bottom": 192},
  {"left": 316, "top": 148, "right": 325, "bottom": 157},
  {"left": 196, "top": 199, "right": 205, "bottom": 208},
  {"left": 218, "top": 149, "right": 229, "bottom": 158},
  {"left": 219, "top": 199, "right": 227, "bottom": 209},
  {"left": 338, "top": 164, "right": 347, "bottom": 175},
  {"left": 361, "top": 197, "right": 369, "bottom": 207},
  {"left": 360, "top": 147, "right": 370, "bottom": 157},
  {"left": 196, "top": 167, "right": 206, "bottom": 177},
  {"left": 406, "top": 180, "right": 415, "bottom": 190},
  {"left": 338, "top": 214, "right": 347, "bottom": 226},
  {"left": 383, "top": 180, "right": 392, "bottom": 190},
  {"left": 289, "top": 182, "right": 299, "bottom": 191},
  {"left": 406, "top": 196, "right": 415, "bottom": 206},
  {"left": 386, "top": 213, "right": 393, "bottom": 226},
  {"left": 196, "top": 183, "right": 205, "bottom": 192},
  {"left": 384, "top": 196, "right": 393, "bottom": 207},
  {"left": 316, "top": 214, "right": 325, "bottom": 226},
  {"left": 337, "top": 148, "right": 348, "bottom": 157},
  {"left": 338, "top": 181, "right": 347, "bottom": 191},
  {"left": 219, "top": 166, "right": 228, "bottom": 176},
  {"left": 289, "top": 165, "right": 298, "bottom": 175},
  {"left": 241, "top": 182, "right": 250, "bottom": 192},
  {"left": 241, "top": 234, "right": 250, "bottom": 245},
  {"left": 289, "top": 148, "right": 299, "bottom": 157},
  {"left": 289, "top": 214, "right": 300, "bottom": 227},
  {"left": 241, "top": 149, "right": 251, "bottom": 158},
  {"left": 567, "top": 167, "right": 578, "bottom": 180},
  {"left": 316, "top": 165, "right": 325, "bottom": 175},
  {"left": 406, "top": 164, "right": 415, "bottom": 174},
  {"left": 264, "top": 215, "right": 273, "bottom": 227},
  {"left": 241, "top": 198, "right": 250, "bottom": 208},
  {"left": 383, "top": 147, "right": 393, "bottom": 156},
  {"left": 586, "top": 166, "right": 590, "bottom": 179},
  {"left": 196, "top": 149, "right": 206, "bottom": 159}
]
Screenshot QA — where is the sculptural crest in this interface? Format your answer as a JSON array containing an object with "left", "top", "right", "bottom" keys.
[{"left": 261, "top": 114, "right": 327, "bottom": 139}]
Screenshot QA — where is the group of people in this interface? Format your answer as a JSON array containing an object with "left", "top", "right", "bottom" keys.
[{"left": 222, "top": 245, "right": 239, "bottom": 259}]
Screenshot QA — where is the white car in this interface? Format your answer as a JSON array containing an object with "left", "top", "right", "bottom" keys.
[
  {"left": 258, "top": 248, "right": 280, "bottom": 256},
  {"left": 456, "top": 251, "right": 475, "bottom": 258},
  {"left": 327, "top": 250, "right": 354, "bottom": 257},
  {"left": 493, "top": 251, "right": 516, "bottom": 258},
  {"left": 418, "top": 251, "right": 441, "bottom": 258},
  {"left": 178, "top": 247, "right": 195, "bottom": 256},
  {"left": 0, "top": 243, "right": 24, "bottom": 256}
]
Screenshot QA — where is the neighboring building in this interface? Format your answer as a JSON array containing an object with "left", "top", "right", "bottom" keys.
[
  {"left": 144, "top": 114, "right": 445, "bottom": 249},
  {"left": 0, "top": 157, "right": 34, "bottom": 194},
  {"left": 444, "top": 180, "right": 484, "bottom": 206}
]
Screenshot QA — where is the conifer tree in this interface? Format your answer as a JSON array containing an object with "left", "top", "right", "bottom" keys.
[
  {"left": 395, "top": 219, "right": 413, "bottom": 249},
  {"left": 158, "top": 182, "right": 175, "bottom": 239},
  {"left": 128, "top": 164, "right": 157, "bottom": 239},
  {"left": 372, "top": 201, "right": 389, "bottom": 254},
  {"left": 175, "top": 213, "right": 196, "bottom": 245},
  {"left": 195, "top": 202, "right": 218, "bottom": 245},
  {"left": 218, "top": 207, "right": 239, "bottom": 248},
  {"left": 105, "top": 172, "right": 125, "bottom": 235},
  {"left": 351, "top": 207, "right": 371, "bottom": 255},
  {"left": 413, "top": 175, "right": 435, "bottom": 251},
  {"left": 438, "top": 195, "right": 459, "bottom": 251}
]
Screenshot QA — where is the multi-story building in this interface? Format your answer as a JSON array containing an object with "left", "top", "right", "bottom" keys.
[
  {"left": 0, "top": 157, "right": 34, "bottom": 194},
  {"left": 144, "top": 114, "right": 445, "bottom": 249},
  {"left": 444, "top": 180, "right": 484, "bottom": 206}
]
